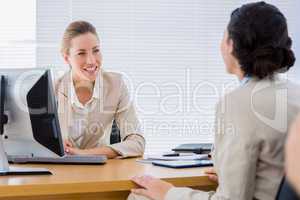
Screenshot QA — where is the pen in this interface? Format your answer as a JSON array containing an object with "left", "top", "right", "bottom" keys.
[
  {"left": 162, "top": 152, "right": 195, "bottom": 157},
  {"left": 162, "top": 153, "right": 180, "bottom": 157}
]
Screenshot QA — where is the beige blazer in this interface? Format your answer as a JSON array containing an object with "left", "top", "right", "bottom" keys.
[
  {"left": 166, "top": 78, "right": 300, "bottom": 200},
  {"left": 129, "top": 77, "right": 300, "bottom": 200},
  {"left": 55, "top": 69, "right": 145, "bottom": 157}
]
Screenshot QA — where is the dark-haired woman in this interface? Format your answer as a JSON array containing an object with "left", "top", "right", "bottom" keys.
[{"left": 128, "top": 2, "right": 300, "bottom": 200}]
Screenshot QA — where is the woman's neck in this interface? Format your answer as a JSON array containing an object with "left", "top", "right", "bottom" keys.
[
  {"left": 236, "top": 71, "right": 245, "bottom": 81},
  {"left": 72, "top": 74, "right": 95, "bottom": 105},
  {"left": 233, "top": 65, "right": 245, "bottom": 81}
]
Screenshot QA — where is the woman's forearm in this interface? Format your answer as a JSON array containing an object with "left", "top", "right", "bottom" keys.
[{"left": 83, "top": 146, "right": 120, "bottom": 158}]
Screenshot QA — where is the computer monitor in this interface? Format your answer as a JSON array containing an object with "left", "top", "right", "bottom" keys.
[
  {"left": 27, "top": 69, "right": 64, "bottom": 156},
  {"left": 0, "top": 68, "right": 64, "bottom": 157}
]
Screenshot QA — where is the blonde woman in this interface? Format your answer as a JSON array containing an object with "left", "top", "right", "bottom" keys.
[{"left": 56, "top": 21, "right": 145, "bottom": 159}]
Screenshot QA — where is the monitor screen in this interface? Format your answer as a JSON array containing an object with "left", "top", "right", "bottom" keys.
[
  {"left": 0, "top": 68, "right": 64, "bottom": 157},
  {"left": 27, "top": 70, "right": 64, "bottom": 156}
]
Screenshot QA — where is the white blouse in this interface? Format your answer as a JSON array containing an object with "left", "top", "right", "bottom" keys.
[{"left": 55, "top": 69, "right": 145, "bottom": 157}]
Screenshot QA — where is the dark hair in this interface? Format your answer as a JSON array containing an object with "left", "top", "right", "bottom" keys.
[
  {"left": 227, "top": 1, "right": 295, "bottom": 79},
  {"left": 61, "top": 20, "right": 99, "bottom": 54}
]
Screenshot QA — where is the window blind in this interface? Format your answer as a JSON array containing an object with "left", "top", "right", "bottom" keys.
[
  {"left": 0, "top": 0, "right": 36, "bottom": 68},
  {"left": 37, "top": 0, "right": 300, "bottom": 153}
]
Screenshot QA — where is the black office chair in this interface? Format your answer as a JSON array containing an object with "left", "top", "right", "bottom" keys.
[
  {"left": 110, "top": 120, "right": 121, "bottom": 144},
  {"left": 276, "top": 177, "right": 300, "bottom": 200}
]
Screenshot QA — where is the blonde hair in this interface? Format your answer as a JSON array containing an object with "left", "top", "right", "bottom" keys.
[{"left": 61, "top": 20, "right": 99, "bottom": 54}]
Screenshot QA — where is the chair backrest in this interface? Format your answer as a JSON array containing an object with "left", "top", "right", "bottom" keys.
[
  {"left": 110, "top": 120, "right": 121, "bottom": 144},
  {"left": 276, "top": 177, "right": 300, "bottom": 200}
]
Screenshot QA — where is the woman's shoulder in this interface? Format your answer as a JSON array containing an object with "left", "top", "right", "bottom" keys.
[
  {"left": 100, "top": 70, "right": 130, "bottom": 103},
  {"left": 53, "top": 70, "right": 70, "bottom": 94},
  {"left": 216, "top": 78, "right": 284, "bottom": 122},
  {"left": 218, "top": 77, "right": 300, "bottom": 132},
  {"left": 101, "top": 70, "right": 123, "bottom": 80},
  {"left": 222, "top": 77, "right": 294, "bottom": 105},
  {"left": 101, "top": 70, "right": 127, "bottom": 87}
]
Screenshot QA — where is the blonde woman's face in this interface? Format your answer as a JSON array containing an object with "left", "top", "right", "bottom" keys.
[{"left": 64, "top": 32, "right": 102, "bottom": 82}]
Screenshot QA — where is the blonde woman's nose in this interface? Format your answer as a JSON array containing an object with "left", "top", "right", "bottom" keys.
[{"left": 86, "top": 53, "right": 96, "bottom": 64}]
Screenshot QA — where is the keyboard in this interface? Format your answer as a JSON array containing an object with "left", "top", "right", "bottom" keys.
[{"left": 7, "top": 154, "right": 107, "bottom": 164}]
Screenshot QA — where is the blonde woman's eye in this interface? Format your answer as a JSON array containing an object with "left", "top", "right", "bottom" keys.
[{"left": 93, "top": 49, "right": 100, "bottom": 53}]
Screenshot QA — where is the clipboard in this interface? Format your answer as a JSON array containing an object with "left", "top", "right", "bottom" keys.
[{"left": 152, "top": 160, "right": 213, "bottom": 168}]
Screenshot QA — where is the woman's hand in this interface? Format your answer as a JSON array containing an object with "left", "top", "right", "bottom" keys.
[
  {"left": 64, "top": 140, "right": 72, "bottom": 147},
  {"left": 204, "top": 167, "right": 218, "bottom": 183},
  {"left": 131, "top": 175, "right": 174, "bottom": 200},
  {"left": 64, "top": 144, "right": 119, "bottom": 158},
  {"left": 64, "top": 140, "right": 74, "bottom": 154},
  {"left": 63, "top": 140, "right": 87, "bottom": 155},
  {"left": 285, "top": 115, "right": 300, "bottom": 194},
  {"left": 65, "top": 146, "right": 88, "bottom": 155}
]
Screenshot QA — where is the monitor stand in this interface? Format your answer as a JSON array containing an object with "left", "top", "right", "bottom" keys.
[
  {"left": 0, "top": 137, "right": 51, "bottom": 175},
  {"left": 0, "top": 75, "right": 51, "bottom": 176}
]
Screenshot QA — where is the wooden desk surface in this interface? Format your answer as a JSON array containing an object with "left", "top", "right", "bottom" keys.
[{"left": 0, "top": 158, "right": 217, "bottom": 200}]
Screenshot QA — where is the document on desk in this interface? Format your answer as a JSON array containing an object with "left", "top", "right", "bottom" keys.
[{"left": 137, "top": 154, "right": 209, "bottom": 164}]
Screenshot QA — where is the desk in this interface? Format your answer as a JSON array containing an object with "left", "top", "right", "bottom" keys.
[{"left": 0, "top": 158, "right": 217, "bottom": 200}]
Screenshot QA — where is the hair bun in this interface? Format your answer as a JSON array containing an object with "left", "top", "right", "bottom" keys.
[
  {"left": 282, "top": 48, "right": 295, "bottom": 69},
  {"left": 251, "top": 45, "right": 295, "bottom": 72},
  {"left": 250, "top": 45, "right": 295, "bottom": 79}
]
